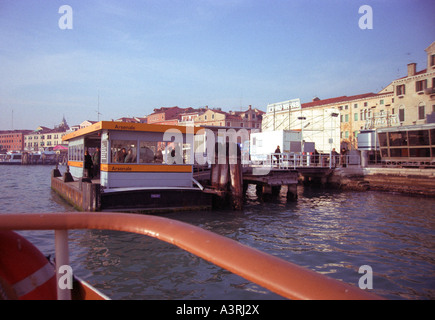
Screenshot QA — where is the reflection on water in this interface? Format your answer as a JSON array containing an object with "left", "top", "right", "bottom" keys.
[{"left": 0, "top": 165, "right": 434, "bottom": 299}]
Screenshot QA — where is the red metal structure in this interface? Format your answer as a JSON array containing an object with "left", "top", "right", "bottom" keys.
[{"left": 0, "top": 212, "right": 383, "bottom": 300}]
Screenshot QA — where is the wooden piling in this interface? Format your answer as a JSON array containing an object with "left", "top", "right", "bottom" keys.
[
  {"left": 229, "top": 144, "right": 243, "bottom": 210},
  {"left": 209, "top": 142, "right": 244, "bottom": 210},
  {"left": 287, "top": 184, "right": 298, "bottom": 201}
]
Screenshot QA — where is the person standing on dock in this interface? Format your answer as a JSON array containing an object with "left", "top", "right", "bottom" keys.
[
  {"left": 84, "top": 150, "right": 94, "bottom": 179},
  {"left": 331, "top": 148, "right": 338, "bottom": 167},
  {"left": 274, "top": 145, "right": 281, "bottom": 164},
  {"left": 340, "top": 148, "right": 347, "bottom": 167},
  {"left": 92, "top": 147, "right": 100, "bottom": 178}
]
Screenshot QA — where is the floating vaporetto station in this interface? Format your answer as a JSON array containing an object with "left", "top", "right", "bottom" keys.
[{"left": 52, "top": 121, "right": 212, "bottom": 212}]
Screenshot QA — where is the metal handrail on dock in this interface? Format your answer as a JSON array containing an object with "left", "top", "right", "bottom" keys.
[
  {"left": 248, "top": 153, "right": 360, "bottom": 170},
  {"left": 0, "top": 212, "right": 383, "bottom": 300}
]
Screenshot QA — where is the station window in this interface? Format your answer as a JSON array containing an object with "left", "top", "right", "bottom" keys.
[
  {"left": 388, "top": 131, "right": 407, "bottom": 147},
  {"left": 378, "top": 132, "right": 388, "bottom": 147},
  {"left": 409, "top": 148, "right": 430, "bottom": 157},
  {"left": 390, "top": 148, "right": 408, "bottom": 158},
  {"left": 68, "top": 144, "right": 84, "bottom": 162},
  {"left": 408, "top": 130, "right": 429, "bottom": 146},
  {"left": 111, "top": 140, "right": 137, "bottom": 163}
]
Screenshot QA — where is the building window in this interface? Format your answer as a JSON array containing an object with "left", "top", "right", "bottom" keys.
[
  {"left": 354, "top": 113, "right": 358, "bottom": 121},
  {"left": 354, "top": 103, "right": 358, "bottom": 108},
  {"left": 399, "top": 108, "right": 405, "bottom": 122},
  {"left": 380, "top": 99, "right": 384, "bottom": 105},
  {"left": 431, "top": 54, "right": 435, "bottom": 67},
  {"left": 418, "top": 104, "right": 425, "bottom": 120},
  {"left": 396, "top": 84, "right": 406, "bottom": 96},
  {"left": 416, "top": 80, "right": 427, "bottom": 92}
]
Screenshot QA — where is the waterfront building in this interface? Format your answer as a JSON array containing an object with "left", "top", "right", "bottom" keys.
[
  {"left": 263, "top": 41, "right": 435, "bottom": 151},
  {"left": 228, "top": 106, "right": 265, "bottom": 129},
  {"left": 378, "top": 42, "right": 435, "bottom": 127},
  {"left": 0, "top": 130, "right": 32, "bottom": 152},
  {"left": 24, "top": 117, "right": 69, "bottom": 152},
  {"left": 178, "top": 110, "right": 206, "bottom": 127},
  {"left": 146, "top": 106, "right": 186, "bottom": 125},
  {"left": 114, "top": 116, "right": 147, "bottom": 123},
  {"left": 79, "top": 120, "right": 98, "bottom": 129},
  {"left": 261, "top": 98, "right": 342, "bottom": 153},
  {"left": 194, "top": 105, "right": 264, "bottom": 129}
]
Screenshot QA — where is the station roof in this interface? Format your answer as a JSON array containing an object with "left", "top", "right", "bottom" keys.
[{"left": 62, "top": 121, "right": 202, "bottom": 141}]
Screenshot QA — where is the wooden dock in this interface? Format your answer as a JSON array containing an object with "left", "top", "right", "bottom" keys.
[
  {"left": 51, "top": 155, "right": 335, "bottom": 213},
  {"left": 243, "top": 168, "right": 299, "bottom": 200},
  {"left": 51, "top": 167, "right": 212, "bottom": 213}
]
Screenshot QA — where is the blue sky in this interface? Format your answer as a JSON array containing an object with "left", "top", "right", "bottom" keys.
[{"left": 0, "top": 0, "right": 434, "bottom": 130}]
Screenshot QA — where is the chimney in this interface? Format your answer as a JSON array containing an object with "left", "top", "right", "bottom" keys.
[{"left": 407, "top": 63, "right": 416, "bottom": 77}]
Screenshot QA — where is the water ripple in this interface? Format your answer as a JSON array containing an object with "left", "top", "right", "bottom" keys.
[{"left": 1, "top": 165, "right": 434, "bottom": 299}]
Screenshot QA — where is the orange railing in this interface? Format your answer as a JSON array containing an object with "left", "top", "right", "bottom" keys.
[{"left": 0, "top": 212, "right": 383, "bottom": 300}]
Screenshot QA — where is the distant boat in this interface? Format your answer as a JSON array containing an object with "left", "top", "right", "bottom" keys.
[{"left": 0, "top": 151, "right": 23, "bottom": 164}]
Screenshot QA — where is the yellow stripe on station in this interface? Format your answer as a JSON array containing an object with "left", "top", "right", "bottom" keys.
[
  {"left": 68, "top": 161, "right": 83, "bottom": 168},
  {"left": 100, "top": 164, "right": 192, "bottom": 173}
]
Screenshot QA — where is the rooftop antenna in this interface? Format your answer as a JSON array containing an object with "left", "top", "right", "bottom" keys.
[{"left": 96, "top": 93, "right": 102, "bottom": 121}]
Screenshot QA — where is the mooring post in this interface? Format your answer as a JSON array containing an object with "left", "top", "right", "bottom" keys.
[
  {"left": 287, "top": 184, "right": 298, "bottom": 201},
  {"left": 229, "top": 143, "right": 243, "bottom": 210}
]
